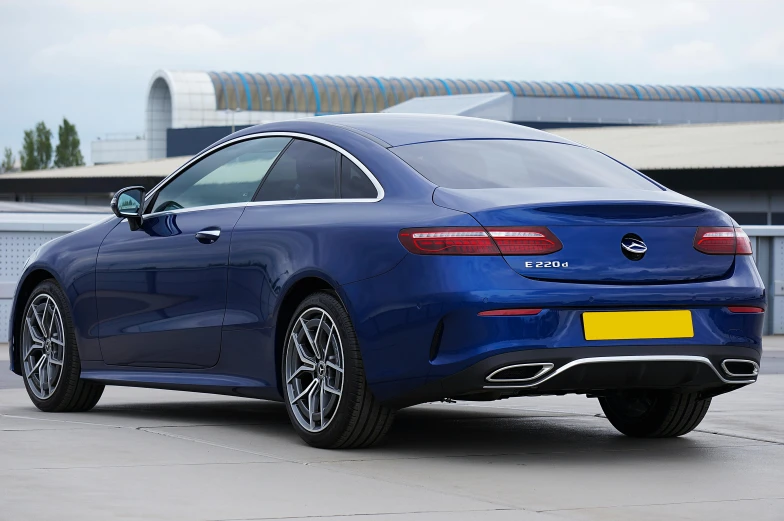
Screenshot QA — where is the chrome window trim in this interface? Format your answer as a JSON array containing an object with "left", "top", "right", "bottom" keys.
[
  {"left": 483, "top": 355, "right": 758, "bottom": 389},
  {"left": 142, "top": 131, "right": 384, "bottom": 219}
]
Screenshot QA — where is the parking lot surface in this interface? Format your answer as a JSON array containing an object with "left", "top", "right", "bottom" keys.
[{"left": 2, "top": 340, "right": 783, "bottom": 521}]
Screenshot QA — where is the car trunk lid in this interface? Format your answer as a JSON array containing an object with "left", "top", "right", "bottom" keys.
[{"left": 433, "top": 187, "right": 735, "bottom": 284}]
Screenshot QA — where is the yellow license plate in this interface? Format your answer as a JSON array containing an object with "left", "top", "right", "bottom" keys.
[{"left": 582, "top": 310, "right": 694, "bottom": 341}]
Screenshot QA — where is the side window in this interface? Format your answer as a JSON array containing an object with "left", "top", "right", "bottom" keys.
[
  {"left": 340, "top": 156, "right": 378, "bottom": 199},
  {"left": 255, "top": 139, "right": 338, "bottom": 201},
  {"left": 149, "top": 137, "right": 291, "bottom": 213}
]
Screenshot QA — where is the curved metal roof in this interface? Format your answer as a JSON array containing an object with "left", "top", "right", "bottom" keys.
[{"left": 207, "top": 72, "right": 784, "bottom": 114}]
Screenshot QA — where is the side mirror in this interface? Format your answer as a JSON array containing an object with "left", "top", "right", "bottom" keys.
[{"left": 111, "top": 186, "right": 146, "bottom": 231}]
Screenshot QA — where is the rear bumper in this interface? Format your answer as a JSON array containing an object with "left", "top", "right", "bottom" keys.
[
  {"left": 385, "top": 344, "right": 760, "bottom": 407},
  {"left": 341, "top": 253, "right": 765, "bottom": 403}
]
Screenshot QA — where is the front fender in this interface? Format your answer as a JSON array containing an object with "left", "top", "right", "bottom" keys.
[{"left": 8, "top": 218, "right": 119, "bottom": 374}]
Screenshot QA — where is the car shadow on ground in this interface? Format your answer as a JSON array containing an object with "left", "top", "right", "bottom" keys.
[{"left": 84, "top": 396, "right": 710, "bottom": 463}]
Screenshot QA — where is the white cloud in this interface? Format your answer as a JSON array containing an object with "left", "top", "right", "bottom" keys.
[
  {"left": 652, "top": 40, "right": 727, "bottom": 74},
  {"left": 1, "top": 0, "right": 783, "bottom": 163},
  {"left": 747, "top": 32, "right": 784, "bottom": 65}
]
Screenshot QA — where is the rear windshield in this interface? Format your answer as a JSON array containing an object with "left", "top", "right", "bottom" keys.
[{"left": 392, "top": 139, "right": 660, "bottom": 190}]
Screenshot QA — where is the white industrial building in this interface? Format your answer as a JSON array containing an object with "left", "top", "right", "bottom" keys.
[{"left": 91, "top": 70, "right": 784, "bottom": 164}]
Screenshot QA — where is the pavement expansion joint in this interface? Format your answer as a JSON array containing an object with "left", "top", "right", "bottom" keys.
[
  {"left": 535, "top": 496, "right": 784, "bottom": 513},
  {"left": 136, "top": 426, "right": 306, "bottom": 464},
  {"left": 205, "top": 507, "right": 520, "bottom": 521},
  {"left": 694, "top": 428, "right": 784, "bottom": 445}
]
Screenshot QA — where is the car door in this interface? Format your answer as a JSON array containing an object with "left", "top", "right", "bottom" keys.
[
  {"left": 96, "top": 136, "right": 291, "bottom": 367},
  {"left": 223, "top": 139, "right": 381, "bottom": 332}
]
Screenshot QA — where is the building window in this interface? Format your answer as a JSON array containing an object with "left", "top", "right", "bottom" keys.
[{"left": 729, "top": 212, "right": 768, "bottom": 225}]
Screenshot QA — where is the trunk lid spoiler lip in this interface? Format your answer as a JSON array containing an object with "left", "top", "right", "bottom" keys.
[{"left": 433, "top": 187, "right": 732, "bottom": 227}]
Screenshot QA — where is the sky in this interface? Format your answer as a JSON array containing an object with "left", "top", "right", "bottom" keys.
[{"left": 1, "top": 0, "right": 783, "bottom": 165}]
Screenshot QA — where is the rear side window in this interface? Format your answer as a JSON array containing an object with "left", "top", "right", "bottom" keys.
[
  {"left": 340, "top": 156, "right": 378, "bottom": 199},
  {"left": 255, "top": 139, "right": 338, "bottom": 201},
  {"left": 392, "top": 139, "right": 659, "bottom": 190}
]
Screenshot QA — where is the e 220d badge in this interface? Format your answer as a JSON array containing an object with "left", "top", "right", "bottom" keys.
[{"left": 524, "top": 261, "right": 570, "bottom": 268}]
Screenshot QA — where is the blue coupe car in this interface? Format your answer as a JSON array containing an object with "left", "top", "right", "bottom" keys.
[{"left": 8, "top": 114, "right": 764, "bottom": 448}]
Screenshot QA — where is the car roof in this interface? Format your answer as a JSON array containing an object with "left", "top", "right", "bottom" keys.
[
  {"left": 242, "top": 114, "right": 577, "bottom": 148},
  {"left": 309, "top": 114, "right": 576, "bottom": 147}
]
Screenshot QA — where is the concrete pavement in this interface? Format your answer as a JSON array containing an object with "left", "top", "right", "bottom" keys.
[{"left": 1, "top": 341, "right": 783, "bottom": 521}]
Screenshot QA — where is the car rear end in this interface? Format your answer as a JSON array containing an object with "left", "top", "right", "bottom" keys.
[{"left": 378, "top": 138, "right": 764, "bottom": 408}]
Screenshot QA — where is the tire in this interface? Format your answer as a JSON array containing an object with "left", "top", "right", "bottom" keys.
[
  {"left": 599, "top": 390, "right": 711, "bottom": 438},
  {"left": 18, "top": 280, "right": 104, "bottom": 412},
  {"left": 281, "top": 291, "right": 394, "bottom": 449}
]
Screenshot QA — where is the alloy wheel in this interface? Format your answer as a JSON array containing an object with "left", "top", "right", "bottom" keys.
[
  {"left": 284, "top": 307, "right": 344, "bottom": 432},
  {"left": 22, "top": 294, "right": 66, "bottom": 400}
]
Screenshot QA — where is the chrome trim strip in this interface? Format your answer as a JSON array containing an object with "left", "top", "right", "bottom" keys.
[
  {"left": 721, "top": 358, "right": 760, "bottom": 377},
  {"left": 142, "top": 131, "right": 385, "bottom": 219},
  {"left": 483, "top": 355, "right": 758, "bottom": 389},
  {"left": 486, "top": 363, "right": 554, "bottom": 383}
]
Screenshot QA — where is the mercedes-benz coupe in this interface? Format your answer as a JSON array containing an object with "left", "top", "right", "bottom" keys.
[{"left": 8, "top": 114, "right": 764, "bottom": 448}]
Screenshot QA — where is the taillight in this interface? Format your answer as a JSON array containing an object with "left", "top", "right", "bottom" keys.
[
  {"left": 693, "top": 227, "right": 753, "bottom": 255},
  {"left": 398, "top": 227, "right": 562, "bottom": 256},
  {"left": 727, "top": 306, "right": 764, "bottom": 313},
  {"left": 398, "top": 228, "right": 499, "bottom": 255},
  {"left": 488, "top": 227, "right": 562, "bottom": 255},
  {"left": 735, "top": 228, "right": 753, "bottom": 255},
  {"left": 478, "top": 308, "right": 542, "bottom": 316}
]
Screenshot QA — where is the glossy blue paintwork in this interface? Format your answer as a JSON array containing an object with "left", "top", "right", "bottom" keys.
[
  {"left": 8, "top": 114, "right": 766, "bottom": 406},
  {"left": 95, "top": 207, "right": 245, "bottom": 367}
]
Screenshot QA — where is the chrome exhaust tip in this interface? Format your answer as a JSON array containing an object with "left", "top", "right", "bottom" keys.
[
  {"left": 721, "top": 359, "right": 759, "bottom": 378},
  {"left": 486, "top": 362, "right": 554, "bottom": 383}
]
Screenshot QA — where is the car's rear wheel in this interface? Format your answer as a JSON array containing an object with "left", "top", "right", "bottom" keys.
[
  {"left": 281, "top": 291, "right": 394, "bottom": 448},
  {"left": 599, "top": 390, "right": 711, "bottom": 438},
  {"left": 20, "top": 280, "right": 104, "bottom": 412}
]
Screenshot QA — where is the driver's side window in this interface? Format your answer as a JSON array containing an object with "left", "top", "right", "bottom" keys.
[{"left": 148, "top": 137, "right": 291, "bottom": 214}]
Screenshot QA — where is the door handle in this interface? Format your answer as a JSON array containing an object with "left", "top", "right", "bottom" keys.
[{"left": 195, "top": 227, "right": 221, "bottom": 244}]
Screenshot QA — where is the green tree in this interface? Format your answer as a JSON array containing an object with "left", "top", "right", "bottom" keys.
[
  {"left": 1, "top": 147, "right": 14, "bottom": 173},
  {"left": 19, "top": 121, "right": 53, "bottom": 171},
  {"left": 54, "top": 118, "right": 84, "bottom": 168},
  {"left": 19, "top": 129, "right": 36, "bottom": 171}
]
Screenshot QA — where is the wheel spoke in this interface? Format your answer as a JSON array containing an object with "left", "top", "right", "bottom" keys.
[
  {"left": 299, "top": 317, "right": 321, "bottom": 359},
  {"left": 290, "top": 379, "right": 318, "bottom": 405},
  {"left": 286, "top": 362, "right": 314, "bottom": 384},
  {"left": 48, "top": 356, "right": 63, "bottom": 366},
  {"left": 39, "top": 358, "right": 47, "bottom": 395},
  {"left": 323, "top": 382, "right": 341, "bottom": 397},
  {"left": 291, "top": 333, "right": 315, "bottom": 365},
  {"left": 315, "top": 311, "right": 325, "bottom": 345},
  {"left": 325, "top": 361, "right": 343, "bottom": 374},
  {"left": 322, "top": 326, "right": 334, "bottom": 359},
  {"left": 23, "top": 341, "right": 43, "bottom": 361},
  {"left": 49, "top": 337, "right": 64, "bottom": 347},
  {"left": 47, "top": 302, "right": 57, "bottom": 337},
  {"left": 307, "top": 381, "right": 318, "bottom": 430},
  {"left": 319, "top": 379, "right": 326, "bottom": 426},
  {"left": 32, "top": 305, "right": 46, "bottom": 339},
  {"left": 26, "top": 354, "right": 46, "bottom": 378},
  {"left": 26, "top": 317, "right": 45, "bottom": 344}
]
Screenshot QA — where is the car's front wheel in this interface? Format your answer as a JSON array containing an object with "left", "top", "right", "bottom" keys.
[
  {"left": 281, "top": 291, "right": 394, "bottom": 448},
  {"left": 599, "top": 390, "right": 711, "bottom": 438},
  {"left": 19, "top": 280, "right": 104, "bottom": 412}
]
